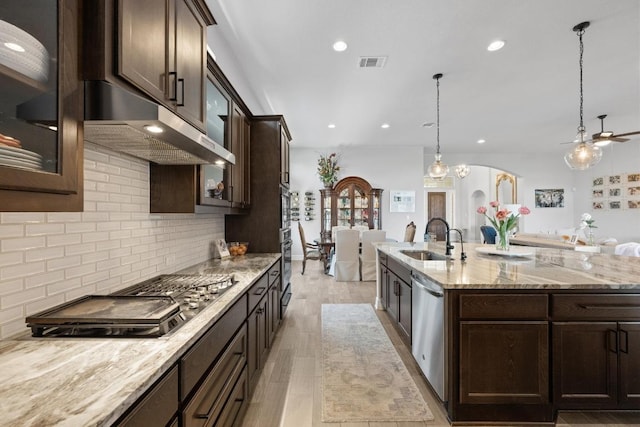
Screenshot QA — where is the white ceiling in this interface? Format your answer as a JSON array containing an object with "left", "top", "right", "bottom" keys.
[{"left": 204, "top": 0, "right": 640, "bottom": 155}]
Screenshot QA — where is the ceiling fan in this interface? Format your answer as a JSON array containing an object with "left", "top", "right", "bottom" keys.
[
  {"left": 591, "top": 114, "right": 640, "bottom": 146},
  {"left": 561, "top": 114, "right": 640, "bottom": 146}
]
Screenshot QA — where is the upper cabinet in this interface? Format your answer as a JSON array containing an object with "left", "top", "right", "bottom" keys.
[
  {"left": 85, "top": 0, "right": 214, "bottom": 132},
  {"left": 320, "top": 176, "right": 383, "bottom": 239},
  {"left": 0, "top": 0, "right": 83, "bottom": 211}
]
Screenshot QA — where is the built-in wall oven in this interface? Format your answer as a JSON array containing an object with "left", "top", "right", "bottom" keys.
[{"left": 279, "top": 185, "right": 292, "bottom": 317}]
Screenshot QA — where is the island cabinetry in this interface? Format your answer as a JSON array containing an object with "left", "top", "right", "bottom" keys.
[
  {"left": 552, "top": 294, "right": 640, "bottom": 408},
  {"left": 448, "top": 292, "right": 552, "bottom": 422},
  {"left": 379, "top": 252, "right": 389, "bottom": 310},
  {"left": 384, "top": 256, "right": 412, "bottom": 345}
]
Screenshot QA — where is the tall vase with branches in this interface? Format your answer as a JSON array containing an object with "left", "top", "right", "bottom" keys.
[{"left": 317, "top": 153, "right": 340, "bottom": 188}]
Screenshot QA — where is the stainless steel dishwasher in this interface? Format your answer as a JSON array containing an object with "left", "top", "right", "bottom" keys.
[{"left": 411, "top": 271, "right": 445, "bottom": 402}]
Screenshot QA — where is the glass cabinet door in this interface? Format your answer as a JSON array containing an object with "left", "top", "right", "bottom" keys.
[
  {"left": 0, "top": 1, "right": 58, "bottom": 173},
  {"left": 353, "top": 186, "right": 369, "bottom": 226},
  {"left": 0, "top": 0, "right": 83, "bottom": 211},
  {"left": 337, "top": 188, "right": 350, "bottom": 226}
]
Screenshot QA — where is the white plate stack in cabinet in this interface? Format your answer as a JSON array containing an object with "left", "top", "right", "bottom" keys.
[
  {"left": 304, "top": 191, "right": 315, "bottom": 221},
  {"left": 291, "top": 191, "right": 300, "bottom": 221}
]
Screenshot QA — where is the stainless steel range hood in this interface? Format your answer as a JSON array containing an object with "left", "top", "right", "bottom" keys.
[{"left": 83, "top": 81, "right": 235, "bottom": 165}]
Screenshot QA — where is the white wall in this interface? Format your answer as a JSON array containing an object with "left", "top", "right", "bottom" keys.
[
  {"left": 290, "top": 146, "right": 425, "bottom": 260},
  {"left": 443, "top": 146, "right": 640, "bottom": 242},
  {"left": 0, "top": 143, "right": 225, "bottom": 339}
]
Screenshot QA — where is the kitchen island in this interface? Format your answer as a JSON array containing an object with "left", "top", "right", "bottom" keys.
[
  {"left": 376, "top": 241, "right": 640, "bottom": 424},
  {"left": 0, "top": 253, "right": 280, "bottom": 427}
]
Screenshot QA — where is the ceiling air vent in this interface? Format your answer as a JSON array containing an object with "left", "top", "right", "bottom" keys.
[{"left": 358, "top": 56, "right": 387, "bottom": 68}]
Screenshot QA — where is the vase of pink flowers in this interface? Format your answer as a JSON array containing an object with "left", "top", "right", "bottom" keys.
[{"left": 477, "top": 201, "right": 531, "bottom": 251}]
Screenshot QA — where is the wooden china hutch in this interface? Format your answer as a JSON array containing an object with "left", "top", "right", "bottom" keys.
[{"left": 320, "top": 176, "right": 382, "bottom": 239}]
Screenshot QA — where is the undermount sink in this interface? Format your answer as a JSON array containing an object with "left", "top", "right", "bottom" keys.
[{"left": 399, "top": 250, "right": 448, "bottom": 261}]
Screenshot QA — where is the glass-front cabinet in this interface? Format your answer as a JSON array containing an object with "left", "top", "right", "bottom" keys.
[
  {"left": 320, "top": 176, "right": 383, "bottom": 239},
  {"left": 0, "top": 0, "right": 83, "bottom": 211}
]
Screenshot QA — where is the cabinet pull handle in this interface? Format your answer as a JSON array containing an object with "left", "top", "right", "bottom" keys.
[
  {"left": 620, "top": 329, "right": 629, "bottom": 354},
  {"left": 579, "top": 304, "right": 640, "bottom": 310},
  {"left": 177, "top": 78, "right": 185, "bottom": 106},
  {"left": 608, "top": 329, "right": 618, "bottom": 354},
  {"left": 271, "top": 270, "right": 279, "bottom": 276},
  {"left": 168, "top": 71, "right": 177, "bottom": 101},
  {"left": 254, "top": 286, "right": 266, "bottom": 295}
]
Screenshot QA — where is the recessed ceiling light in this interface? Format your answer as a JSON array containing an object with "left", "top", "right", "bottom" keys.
[
  {"left": 487, "top": 40, "right": 505, "bottom": 51},
  {"left": 477, "top": 139, "right": 486, "bottom": 144},
  {"left": 332, "top": 40, "right": 348, "bottom": 52},
  {"left": 422, "top": 122, "right": 435, "bottom": 128},
  {"left": 144, "top": 125, "right": 164, "bottom": 134},
  {"left": 4, "top": 42, "right": 25, "bottom": 52},
  {"left": 328, "top": 123, "right": 336, "bottom": 129},
  {"left": 381, "top": 123, "right": 390, "bottom": 129}
]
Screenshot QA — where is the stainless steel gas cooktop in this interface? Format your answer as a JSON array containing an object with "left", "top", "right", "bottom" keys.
[{"left": 26, "top": 274, "right": 235, "bottom": 338}]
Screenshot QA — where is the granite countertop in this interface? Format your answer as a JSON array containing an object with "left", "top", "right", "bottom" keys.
[
  {"left": 376, "top": 242, "right": 640, "bottom": 290},
  {"left": 0, "top": 253, "right": 280, "bottom": 427}
]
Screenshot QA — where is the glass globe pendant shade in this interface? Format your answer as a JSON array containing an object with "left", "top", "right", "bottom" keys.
[
  {"left": 455, "top": 164, "right": 470, "bottom": 179},
  {"left": 428, "top": 153, "right": 449, "bottom": 180},
  {"left": 563, "top": 142, "right": 602, "bottom": 170}
]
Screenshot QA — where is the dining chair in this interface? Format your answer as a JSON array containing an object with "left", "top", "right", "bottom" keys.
[
  {"left": 331, "top": 225, "right": 350, "bottom": 242},
  {"left": 352, "top": 224, "right": 369, "bottom": 238},
  {"left": 360, "top": 230, "right": 386, "bottom": 281},
  {"left": 332, "top": 229, "right": 360, "bottom": 281},
  {"left": 298, "top": 221, "right": 322, "bottom": 274},
  {"left": 480, "top": 225, "right": 497, "bottom": 244},
  {"left": 404, "top": 221, "right": 417, "bottom": 242}
]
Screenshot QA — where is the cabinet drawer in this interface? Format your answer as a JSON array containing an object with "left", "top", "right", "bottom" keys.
[
  {"left": 183, "top": 323, "right": 247, "bottom": 426},
  {"left": 460, "top": 294, "right": 548, "bottom": 320},
  {"left": 552, "top": 294, "right": 640, "bottom": 320},
  {"left": 181, "top": 294, "right": 247, "bottom": 401},
  {"left": 117, "top": 365, "right": 178, "bottom": 427},
  {"left": 248, "top": 273, "right": 269, "bottom": 313},
  {"left": 216, "top": 367, "right": 248, "bottom": 427},
  {"left": 387, "top": 256, "right": 410, "bottom": 285},
  {"left": 268, "top": 262, "right": 280, "bottom": 287}
]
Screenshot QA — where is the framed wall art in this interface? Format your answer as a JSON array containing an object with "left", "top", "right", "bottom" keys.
[{"left": 534, "top": 189, "right": 564, "bottom": 208}]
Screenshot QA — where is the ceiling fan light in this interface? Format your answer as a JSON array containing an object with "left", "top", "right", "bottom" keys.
[
  {"left": 593, "top": 138, "right": 612, "bottom": 147},
  {"left": 563, "top": 142, "right": 603, "bottom": 170},
  {"left": 428, "top": 153, "right": 449, "bottom": 180}
]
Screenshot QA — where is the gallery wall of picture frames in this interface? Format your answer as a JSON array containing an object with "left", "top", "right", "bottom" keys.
[{"left": 591, "top": 173, "right": 640, "bottom": 210}]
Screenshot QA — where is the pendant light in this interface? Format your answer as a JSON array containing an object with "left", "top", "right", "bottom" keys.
[
  {"left": 564, "top": 21, "right": 602, "bottom": 170},
  {"left": 455, "top": 164, "right": 470, "bottom": 179},
  {"left": 428, "top": 73, "right": 449, "bottom": 180}
]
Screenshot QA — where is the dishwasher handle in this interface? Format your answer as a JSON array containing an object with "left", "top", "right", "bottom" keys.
[{"left": 411, "top": 273, "right": 444, "bottom": 298}]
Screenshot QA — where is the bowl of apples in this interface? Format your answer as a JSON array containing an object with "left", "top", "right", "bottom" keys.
[{"left": 227, "top": 242, "right": 249, "bottom": 256}]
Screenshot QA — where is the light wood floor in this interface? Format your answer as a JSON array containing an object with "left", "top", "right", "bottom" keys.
[{"left": 240, "top": 260, "right": 640, "bottom": 427}]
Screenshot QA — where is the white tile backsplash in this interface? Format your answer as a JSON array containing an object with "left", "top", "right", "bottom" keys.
[{"left": 0, "top": 142, "right": 225, "bottom": 339}]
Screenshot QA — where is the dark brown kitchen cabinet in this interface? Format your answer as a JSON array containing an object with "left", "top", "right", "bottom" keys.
[
  {"left": 383, "top": 256, "right": 411, "bottom": 345},
  {"left": 551, "top": 294, "right": 640, "bottom": 409},
  {"left": 459, "top": 321, "right": 549, "bottom": 405},
  {"left": 280, "top": 126, "right": 290, "bottom": 186},
  {"left": 116, "top": 365, "right": 179, "bottom": 427},
  {"left": 229, "top": 103, "right": 250, "bottom": 208},
  {"left": 225, "top": 116, "right": 292, "bottom": 252},
  {"left": 379, "top": 258, "right": 389, "bottom": 310},
  {"left": 0, "top": 0, "right": 83, "bottom": 211},
  {"left": 268, "top": 278, "right": 280, "bottom": 345},
  {"left": 247, "top": 293, "right": 268, "bottom": 394},
  {"left": 117, "top": 0, "right": 212, "bottom": 130}
]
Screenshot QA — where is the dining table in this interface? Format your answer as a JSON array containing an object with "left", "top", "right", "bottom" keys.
[{"left": 313, "top": 236, "right": 398, "bottom": 274}]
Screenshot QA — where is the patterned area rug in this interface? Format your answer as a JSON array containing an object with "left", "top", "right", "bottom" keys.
[{"left": 321, "top": 303, "right": 434, "bottom": 422}]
